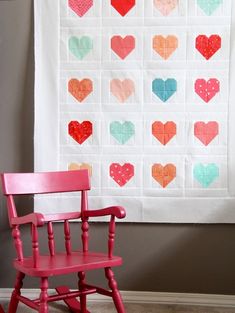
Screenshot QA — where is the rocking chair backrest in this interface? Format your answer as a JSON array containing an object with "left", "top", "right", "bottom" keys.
[{"left": 1, "top": 170, "right": 90, "bottom": 195}]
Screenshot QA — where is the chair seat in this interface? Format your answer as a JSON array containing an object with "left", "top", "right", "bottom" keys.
[{"left": 14, "top": 251, "right": 123, "bottom": 277}]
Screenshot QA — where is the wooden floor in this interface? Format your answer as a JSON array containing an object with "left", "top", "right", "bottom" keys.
[{"left": 1, "top": 301, "right": 235, "bottom": 313}]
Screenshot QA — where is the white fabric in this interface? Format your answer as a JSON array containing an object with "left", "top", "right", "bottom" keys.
[{"left": 34, "top": 0, "right": 235, "bottom": 222}]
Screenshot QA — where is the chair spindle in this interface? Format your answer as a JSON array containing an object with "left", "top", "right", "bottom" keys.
[
  {"left": 31, "top": 224, "right": 39, "bottom": 268},
  {"left": 64, "top": 220, "right": 71, "bottom": 255},
  {"left": 108, "top": 215, "right": 115, "bottom": 258},
  {"left": 12, "top": 226, "right": 23, "bottom": 261},
  {"left": 47, "top": 222, "right": 55, "bottom": 256}
]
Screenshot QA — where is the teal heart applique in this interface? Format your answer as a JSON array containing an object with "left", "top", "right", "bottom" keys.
[
  {"left": 193, "top": 163, "right": 219, "bottom": 188},
  {"left": 152, "top": 78, "right": 177, "bottom": 102},
  {"left": 110, "top": 121, "right": 135, "bottom": 144},
  {"left": 69, "top": 36, "right": 93, "bottom": 60},
  {"left": 197, "top": 0, "right": 223, "bottom": 16}
]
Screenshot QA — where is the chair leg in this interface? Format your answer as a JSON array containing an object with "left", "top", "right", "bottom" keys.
[
  {"left": 39, "top": 277, "right": 49, "bottom": 313},
  {"left": 78, "top": 271, "right": 87, "bottom": 313},
  {"left": 105, "top": 268, "right": 125, "bottom": 313},
  {"left": 8, "top": 271, "right": 25, "bottom": 313}
]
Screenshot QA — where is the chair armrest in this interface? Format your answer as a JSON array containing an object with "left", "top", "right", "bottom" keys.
[
  {"left": 83, "top": 206, "right": 126, "bottom": 219},
  {"left": 11, "top": 213, "right": 45, "bottom": 227}
]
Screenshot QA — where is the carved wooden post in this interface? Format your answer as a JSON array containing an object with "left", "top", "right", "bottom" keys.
[
  {"left": 81, "top": 191, "right": 89, "bottom": 252},
  {"left": 108, "top": 215, "right": 115, "bottom": 258}
]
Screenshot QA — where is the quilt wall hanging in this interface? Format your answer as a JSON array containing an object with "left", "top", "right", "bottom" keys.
[{"left": 34, "top": 0, "right": 235, "bottom": 222}]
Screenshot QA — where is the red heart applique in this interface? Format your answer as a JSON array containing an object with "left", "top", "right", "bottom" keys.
[
  {"left": 69, "top": 0, "right": 93, "bottom": 17},
  {"left": 68, "top": 121, "right": 92, "bottom": 144},
  {"left": 194, "top": 121, "right": 219, "bottom": 146},
  {"left": 111, "top": 0, "right": 136, "bottom": 16},
  {"left": 110, "top": 163, "right": 134, "bottom": 187},
  {"left": 196, "top": 35, "right": 221, "bottom": 60},
  {"left": 152, "top": 121, "right": 176, "bottom": 145},
  {"left": 195, "top": 78, "right": 220, "bottom": 103},
  {"left": 111, "top": 36, "right": 135, "bottom": 59}
]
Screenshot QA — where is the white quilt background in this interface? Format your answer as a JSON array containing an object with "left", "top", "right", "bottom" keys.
[{"left": 34, "top": 0, "right": 235, "bottom": 222}]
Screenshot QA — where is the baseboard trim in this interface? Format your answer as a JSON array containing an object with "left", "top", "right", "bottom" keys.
[{"left": 1, "top": 289, "right": 235, "bottom": 307}]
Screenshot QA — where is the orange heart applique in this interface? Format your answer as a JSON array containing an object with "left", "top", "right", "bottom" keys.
[
  {"left": 152, "top": 121, "right": 176, "bottom": 145},
  {"left": 68, "top": 78, "right": 93, "bottom": 102},
  {"left": 153, "top": 35, "right": 178, "bottom": 60},
  {"left": 68, "top": 163, "right": 92, "bottom": 176},
  {"left": 152, "top": 164, "right": 176, "bottom": 188}
]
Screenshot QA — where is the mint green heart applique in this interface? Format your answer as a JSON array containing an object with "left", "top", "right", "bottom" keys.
[
  {"left": 197, "top": 0, "right": 223, "bottom": 16},
  {"left": 69, "top": 36, "right": 93, "bottom": 60},
  {"left": 193, "top": 163, "right": 219, "bottom": 188},
  {"left": 110, "top": 121, "right": 135, "bottom": 144}
]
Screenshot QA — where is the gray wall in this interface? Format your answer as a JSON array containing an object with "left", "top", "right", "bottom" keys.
[{"left": 1, "top": 0, "right": 235, "bottom": 294}]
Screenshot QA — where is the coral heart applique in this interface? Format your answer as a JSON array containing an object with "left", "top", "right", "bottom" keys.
[
  {"left": 111, "top": 0, "right": 136, "bottom": 16},
  {"left": 69, "top": 0, "right": 93, "bottom": 17},
  {"left": 68, "top": 121, "right": 93, "bottom": 144},
  {"left": 110, "top": 163, "right": 134, "bottom": 187},
  {"left": 197, "top": 0, "right": 223, "bottom": 16},
  {"left": 152, "top": 78, "right": 177, "bottom": 102},
  {"left": 196, "top": 35, "right": 221, "bottom": 60},
  {"left": 152, "top": 164, "right": 176, "bottom": 188},
  {"left": 110, "top": 79, "right": 135, "bottom": 103},
  {"left": 110, "top": 121, "right": 135, "bottom": 144},
  {"left": 194, "top": 121, "right": 219, "bottom": 146},
  {"left": 68, "top": 163, "right": 92, "bottom": 176},
  {"left": 193, "top": 163, "right": 219, "bottom": 188},
  {"left": 68, "top": 78, "right": 93, "bottom": 102},
  {"left": 111, "top": 35, "right": 135, "bottom": 59},
  {"left": 153, "top": 35, "right": 178, "bottom": 60},
  {"left": 152, "top": 121, "right": 177, "bottom": 145},
  {"left": 69, "top": 36, "right": 93, "bottom": 60},
  {"left": 154, "top": 0, "right": 179, "bottom": 16},
  {"left": 194, "top": 78, "right": 220, "bottom": 103}
]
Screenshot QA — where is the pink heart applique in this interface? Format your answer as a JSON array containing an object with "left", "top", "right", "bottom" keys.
[
  {"left": 195, "top": 78, "right": 220, "bottom": 103},
  {"left": 154, "top": 0, "right": 179, "bottom": 16},
  {"left": 194, "top": 121, "right": 219, "bottom": 146},
  {"left": 110, "top": 163, "right": 134, "bottom": 187},
  {"left": 69, "top": 0, "right": 93, "bottom": 17},
  {"left": 110, "top": 79, "right": 135, "bottom": 103},
  {"left": 111, "top": 36, "right": 135, "bottom": 59}
]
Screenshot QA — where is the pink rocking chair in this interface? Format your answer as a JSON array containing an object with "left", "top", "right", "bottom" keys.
[{"left": 0, "top": 170, "right": 126, "bottom": 313}]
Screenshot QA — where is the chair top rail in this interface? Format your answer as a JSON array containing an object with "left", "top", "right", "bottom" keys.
[{"left": 1, "top": 170, "right": 90, "bottom": 195}]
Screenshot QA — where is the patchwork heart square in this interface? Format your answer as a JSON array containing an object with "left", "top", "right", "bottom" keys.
[
  {"left": 68, "top": 121, "right": 93, "bottom": 144},
  {"left": 193, "top": 163, "right": 219, "bottom": 188},
  {"left": 110, "top": 121, "right": 135, "bottom": 144},
  {"left": 68, "top": 163, "right": 92, "bottom": 176},
  {"left": 68, "top": 78, "right": 93, "bottom": 102},
  {"left": 110, "top": 163, "right": 134, "bottom": 187},
  {"left": 111, "top": 0, "right": 135, "bottom": 16},
  {"left": 194, "top": 78, "right": 220, "bottom": 103},
  {"left": 153, "top": 35, "right": 178, "bottom": 60},
  {"left": 152, "top": 78, "right": 177, "bottom": 102},
  {"left": 196, "top": 35, "right": 221, "bottom": 60},
  {"left": 69, "top": 36, "right": 93, "bottom": 60},
  {"left": 197, "top": 0, "right": 223, "bottom": 16},
  {"left": 152, "top": 121, "right": 177, "bottom": 145},
  {"left": 152, "top": 163, "right": 176, "bottom": 188},
  {"left": 154, "top": 0, "right": 179, "bottom": 16},
  {"left": 69, "top": 0, "right": 93, "bottom": 17},
  {"left": 110, "top": 79, "right": 135, "bottom": 103},
  {"left": 194, "top": 121, "right": 219, "bottom": 146},
  {"left": 111, "top": 35, "right": 135, "bottom": 59}
]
